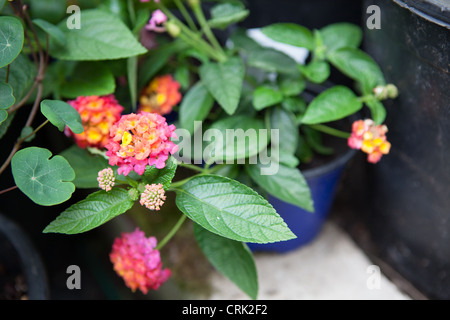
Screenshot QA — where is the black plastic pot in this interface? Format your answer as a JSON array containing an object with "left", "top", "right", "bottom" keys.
[
  {"left": 0, "top": 214, "right": 49, "bottom": 299},
  {"left": 361, "top": 0, "right": 450, "bottom": 299}
]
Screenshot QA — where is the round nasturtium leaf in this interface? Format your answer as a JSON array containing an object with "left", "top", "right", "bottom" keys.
[
  {"left": 0, "top": 16, "right": 24, "bottom": 68},
  {"left": 0, "top": 82, "right": 15, "bottom": 109},
  {"left": 11, "top": 147, "right": 76, "bottom": 206}
]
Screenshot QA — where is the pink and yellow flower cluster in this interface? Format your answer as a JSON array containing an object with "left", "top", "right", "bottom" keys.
[
  {"left": 110, "top": 228, "right": 171, "bottom": 294},
  {"left": 140, "top": 183, "right": 166, "bottom": 211},
  {"left": 65, "top": 95, "right": 124, "bottom": 149},
  {"left": 348, "top": 119, "right": 391, "bottom": 163},
  {"left": 139, "top": 75, "right": 182, "bottom": 116},
  {"left": 105, "top": 112, "right": 178, "bottom": 176}
]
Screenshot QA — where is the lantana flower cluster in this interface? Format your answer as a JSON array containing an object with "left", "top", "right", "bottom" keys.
[
  {"left": 105, "top": 112, "right": 178, "bottom": 176},
  {"left": 348, "top": 119, "right": 391, "bottom": 163},
  {"left": 138, "top": 75, "right": 182, "bottom": 115},
  {"left": 65, "top": 95, "right": 124, "bottom": 149},
  {"left": 110, "top": 228, "right": 171, "bottom": 294},
  {"left": 140, "top": 183, "right": 166, "bottom": 211},
  {"left": 97, "top": 168, "right": 115, "bottom": 192}
]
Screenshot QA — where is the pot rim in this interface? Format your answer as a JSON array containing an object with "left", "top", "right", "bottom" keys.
[
  {"left": 302, "top": 147, "right": 357, "bottom": 180},
  {"left": 0, "top": 214, "right": 49, "bottom": 300}
]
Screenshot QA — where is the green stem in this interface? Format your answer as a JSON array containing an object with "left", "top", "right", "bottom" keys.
[
  {"left": 309, "top": 124, "right": 350, "bottom": 139},
  {"left": 174, "top": 0, "right": 198, "bottom": 31},
  {"left": 178, "top": 162, "right": 204, "bottom": 173},
  {"left": 158, "top": 3, "right": 227, "bottom": 62},
  {"left": 22, "top": 119, "right": 49, "bottom": 142},
  {"left": 127, "top": 0, "right": 136, "bottom": 26},
  {"left": 156, "top": 214, "right": 187, "bottom": 250},
  {"left": 190, "top": 2, "right": 223, "bottom": 54},
  {"left": 169, "top": 176, "right": 194, "bottom": 189}
]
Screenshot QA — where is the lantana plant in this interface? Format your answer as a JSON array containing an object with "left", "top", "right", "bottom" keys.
[{"left": 0, "top": 0, "right": 398, "bottom": 299}]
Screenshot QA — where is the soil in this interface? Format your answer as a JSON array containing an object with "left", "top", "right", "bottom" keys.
[{"left": 0, "top": 234, "right": 28, "bottom": 300}]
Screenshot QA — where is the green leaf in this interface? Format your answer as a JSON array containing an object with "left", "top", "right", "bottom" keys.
[
  {"left": 59, "top": 145, "right": 110, "bottom": 189},
  {"left": 0, "top": 16, "right": 24, "bottom": 68},
  {"left": 59, "top": 62, "right": 116, "bottom": 98},
  {"left": 0, "top": 81, "right": 15, "bottom": 109},
  {"left": 208, "top": 2, "right": 250, "bottom": 30},
  {"left": 50, "top": 9, "right": 147, "bottom": 61},
  {"left": 320, "top": 22, "right": 362, "bottom": 53},
  {"left": 32, "top": 19, "right": 66, "bottom": 46},
  {"left": 252, "top": 86, "right": 283, "bottom": 111},
  {"left": 366, "top": 99, "right": 387, "bottom": 125},
  {"left": 11, "top": 147, "right": 75, "bottom": 206},
  {"left": 43, "top": 188, "right": 134, "bottom": 234},
  {"left": 269, "top": 107, "right": 298, "bottom": 155},
  {"left": 301, "top": 86, "right": 363, "bottom": 124},
  {"left": 261, "top": 23, "right": 315, "bottom": 50},
  {"left": 40, "top": 99, "right": 84, "bottom": 133},
  {"left": 199, "top": 56, "right": 245, "bottom": 115},
  {"left": 0, "top": 109, "right": 6, "bottom": 125},
  {"left": 207, "top": 115, "right": 269, "bottom": 163},
  {"left": 245, "top": 163, "right": 313, "bottom": 212},
  {"left": 278, "top": 75, "right": 305, "bottom": 97},
  {"left": 247, "top": 48, "right": 299, "bottom": 75},
  {"left": 327, "top": 47, "right": 385, "bottom": 94},
  {"left": 0, "top": 54, "right": 36, "bottom": 101},
  {"left": 174, "top": 175, "right": 296, "bottom": 243},
  {"left": 298, "top": 61, "right": 330, "bottom": 84},
  {"left": 194, "top": 224, "right": 258, "bottom": 300},
  {"left": 179, "top": 81, "right": 214, "bottom": 134},
  {"left": 143, "top": 156, "right": 177, "bottom": 190}
]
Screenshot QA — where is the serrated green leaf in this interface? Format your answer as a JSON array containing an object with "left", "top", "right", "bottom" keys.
[
  {"left": 33, "top": 19, "right": 66, "bottom": 46},
  {"left": 0, "top": 81, "right": 14, "bottom": 109},
  {"left": 11, "top": 147, "right": 75, "bottom": 206},
  {"left": 0, "top": 16, "right": 24, "bottom": 68},
  {"left": 207, "top": 115, "right": 269, "bottom": 163},
  {"left": 247, "top": 48, "right": 299, "bottom": 75},
  {"left": 143, "top": 156, "right": 177, "bottom": 190},
  {"left": 245, "top": 163, "right": 313, "bottom": 212},
  {"left": 252, "top": 86, "right": 283, "bottom": 111},
  {"left": 320, "top": 22, "right": 362, "bottom": 53},
  {"left": 59, "top": 62, "right": 116, "bottom": 98},
  {"left": 43, "top": 188, "right": 134, "bottom": 234},
  {"left": 327, "top": 47, "right": 385, "bottom": 94},
  {"left": 179, "top": 81, "right": 214, "bottom": 134},
  {"left": 298, "top": 60, "right": 330, "bottom": 84},
  {"left": 208, "top": 3, "right": 249, "bottom": 30},
  {"left": 261, "top": 23, "right": 314, "bottom": 50},
  {"left": 50, "top": 9, "right": 147, "bottom": 61},
  {"left": 270, "top": 107, "right": 298, "bottom": 155},
  {"left": 199, "top": 56, "right": 245, "bottom": 115},
  {"left": 59, "top": 145, "right": 110, "bottom": 189},
  {"left": 194, "top": 224, "right": 258, "bottom": 300},
  {"left": 40, "top": 99, "right": 84, "bottom": 133},
  {"left": 174, "top": 175, "right": 296, "bottom": 243},
  {"left": 301, "top": 86, "right": 363, "bottom": 124}
]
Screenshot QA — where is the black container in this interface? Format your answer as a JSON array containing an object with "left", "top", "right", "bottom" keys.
[
  {"left": 0, "top": 214, "right": 49, "bottom": 299},
  {"left": 361, "top": 0, "right": 450, "bottom": 299}
]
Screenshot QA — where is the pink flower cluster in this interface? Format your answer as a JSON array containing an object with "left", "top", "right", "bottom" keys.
[
  {"left": 110, "top": 228, "right": 171, "bottom": 294},
  {"left": 105, "top": 112, "right": 178, "bottom": 176},
  {"left": 140, "top": 183, "right": 166, "bottom": 211},
  {"left": 145, "top": 10, "right": 167, "bottom": 33},
  {"left": 348, "top": 119, "right": 391, "bottom": 163},
  {"left": 97, "top": 168, "right": 115, "bottom": 192}
]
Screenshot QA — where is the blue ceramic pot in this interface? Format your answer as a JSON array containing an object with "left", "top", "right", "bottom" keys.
[{"left": 248, "top": 148, "right": 356, "bottom": 253}]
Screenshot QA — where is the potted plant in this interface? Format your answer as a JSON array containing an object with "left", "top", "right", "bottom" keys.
[{"left": 0, "top": 0, "right": 397, "bottom": 299}]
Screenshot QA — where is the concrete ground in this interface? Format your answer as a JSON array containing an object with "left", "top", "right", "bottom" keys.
[{"left": 207, "top": 221, "right": 411, "bottom": 300}]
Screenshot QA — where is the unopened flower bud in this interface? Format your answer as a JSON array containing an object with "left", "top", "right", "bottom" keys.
[
  {"left": 166, "top": 21, "right": 181, "bottom": 38},
  {"left": 386, "top": 84, "right": 398, "bottom": 99},
  {"left": 128, "top": 188, "right": 140, "bottom": 201}
]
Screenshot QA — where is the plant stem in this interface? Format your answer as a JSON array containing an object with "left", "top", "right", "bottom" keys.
[
  {"left": 156, "top": 214, "right": 187, "bottom": 250},
  {"left": 174, "top": 0, "right": 198, "bottom": 31},
  {"left": 190, "top": 1, "right": 224, "bottom": 54},
  {"left": 0, "top": 185, "right": 18, "bottom": 196},
  {"left": 309, "top": 124, "right": 351, "bottom": 139},
  {"left": 158, "top": 3, "right": 226, "bottom": 62},
  {"left": 169, "top": 176, "right": 194, "bottom": 189},
  {"left": 177, "top": 161, "right": 204, "bottom": 173}
]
